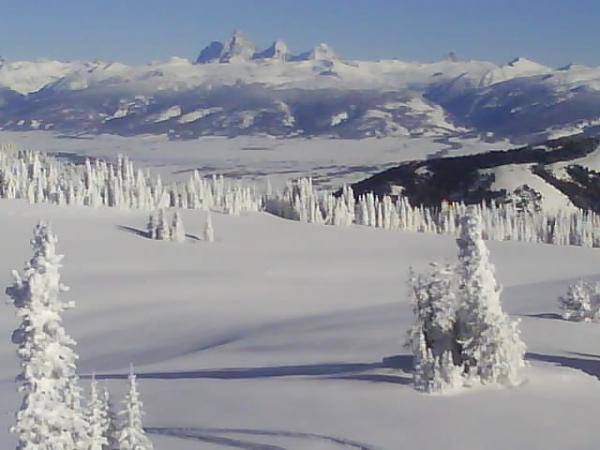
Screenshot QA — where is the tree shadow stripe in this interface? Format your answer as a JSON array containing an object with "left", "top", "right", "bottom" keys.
[{"left": 147, "top": 427, "right": 381, "bottom": 450}]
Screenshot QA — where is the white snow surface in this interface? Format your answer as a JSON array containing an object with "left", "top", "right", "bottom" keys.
[
  {"left": 479, "top": 57, "right": 552, "bottom": 87},
  {"left": 0, "top": 200, "right": 599, "bottom": 450},
  {"left": 0, "top": 59, "right": 83, "bottom": 94}
]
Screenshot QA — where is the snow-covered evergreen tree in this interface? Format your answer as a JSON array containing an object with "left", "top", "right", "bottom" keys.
[
  {"left": 155, "top": 209, "right": 170, "bottom": 241},
  {"left": 101, "top": 387, "right": 119, "bottom": 450},
  {"left": 412, "top": 331, "right": 437, "bottom": 392},
  {"left": 204, "top": 212, "right": 215, "bottom": 243},
  {"left": 7, "top": 222, "right": 88, "bottom": 450},
  {"left": 86, "top": 376, "right": 109, "bottom": 450},
  {"left": 407, "top": 265, "right": 463, "bottom": 392},
  {"left": 559, "top": 279, "right": 595, "bottom": 321},
  {"left": 146, "top": 212, "right": 157, "bottom": 240},
  {"left": 455, "top": 209, "right": 526, "bottom": 386},
  {"left": 117, "top": 365, "right": 154, "bottom": 450},
  {"left": 171, "top": 211, "right": 185, "bottom": 242}
]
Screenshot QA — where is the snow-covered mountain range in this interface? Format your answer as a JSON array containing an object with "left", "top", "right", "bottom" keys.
[{"left": 0, "top": 31, "right": 599, "bottom": 141}]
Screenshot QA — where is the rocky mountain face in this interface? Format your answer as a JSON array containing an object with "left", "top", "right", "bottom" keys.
[{"left": 0, "top": 31, "right": 599, "bottom": 142}]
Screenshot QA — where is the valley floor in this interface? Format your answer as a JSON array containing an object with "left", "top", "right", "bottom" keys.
[
  {"left": 0, "top": 131, "right": 508, "bottom": 189},
  {"left": 0, "top": 200, "right": 599, "bottom": 449}
]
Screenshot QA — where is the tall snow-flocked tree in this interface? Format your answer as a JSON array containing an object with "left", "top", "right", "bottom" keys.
[
  {"left": 171, "top": 211, "right": 185, "bottom": 242},
  {"left": 86, "top": 376, "right": 109, "bottom": 450},
  {"left": 146, "top": 212, "right": 157, "bottom": 240},
  {"left": 455, "top": 209, "right": 526, "bottom": 386},
  {"left": 102, "top": 387, "right": 120, "bottom": 450},
  {"left": 7, "top": 222, "right": 88, "bottom": 450},
  {"left": 155, "top": 209, "right": 170, "bottom": 241},
  {"left": 407, "top": 209, "right": 527, "bottom": 392},
  {"left": 118, "top": 365, "right": 154, "bottom": 450},
  {"left": 204, "top": 212, "right": 215, "bottom": 243}
]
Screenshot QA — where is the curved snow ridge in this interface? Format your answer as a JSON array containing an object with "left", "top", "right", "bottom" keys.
[{"left": 146, "top": 427, "right": 381, "bottom": 450}]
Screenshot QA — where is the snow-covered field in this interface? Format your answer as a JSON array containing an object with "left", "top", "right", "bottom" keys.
[
  {"left": 0, "top": 131, "right": 509, "bottom": 189},
  {"left": 1, "top": 199, "right": 599, "bottom": 449}
]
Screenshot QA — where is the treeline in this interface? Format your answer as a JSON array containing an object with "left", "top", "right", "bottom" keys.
[
  {"left": 267, "top": 178, "right": 600, "bottom": 248},
  {"left": 1, "top": 143, "right": 599, "bottom": 248}
]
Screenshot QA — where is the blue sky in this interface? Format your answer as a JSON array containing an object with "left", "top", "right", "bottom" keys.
[{"left": 1, "top": 0, "right": 598, "bottom": 67}]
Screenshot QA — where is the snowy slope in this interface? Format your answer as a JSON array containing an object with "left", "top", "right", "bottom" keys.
[
  {"left": 0, "top": 199, "right": 600, "bottom": 449},
  {"left": 483, "top": 163, "right": 577, "bottom": 212},
  {"left": 478, "top": 57, "right": 552, "bottom": 87},
  {"left": 0, "top": 59, "right": 86, "bottom": 94}
]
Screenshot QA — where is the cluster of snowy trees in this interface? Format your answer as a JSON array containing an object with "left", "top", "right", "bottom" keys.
[
  {"left": 265, "top": 178, "right": 355, "bottom": 226},
  {"left": 6, "top": 223, "right": 154, "bottom": 450},
  {"left": 266, "top": 177, "right": 600, "bottom": 248},
  {"left": 147, "top": 209, "right": 186, "bottom": 242},
  {"left": 146, "top": 209, "right": 214, "bottom": 242},
  {"left": 559, "top": 279, "right": 600, "bottom": 322},
  {"left": 406, "top": 209, "right": 526, "bottom": 392},
  {"left": 0, "top": 147, "right": 260, "bottom": 214}
]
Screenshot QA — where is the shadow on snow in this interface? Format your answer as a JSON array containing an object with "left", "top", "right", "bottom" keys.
[
  {"left": 526, "top": 352, "right": 600, "bottom": 379},
  {"left": 146, "top": 426, "right": 381, "bottom": 450},
  {"left": 117, "top": 225, "right": 201, "bottom": 241},
  {"left": 520, "top": 312, "right": 564, "bottom": 320},
  {"left": 89, "top": 354, "right": 413, "bottom": 384}
]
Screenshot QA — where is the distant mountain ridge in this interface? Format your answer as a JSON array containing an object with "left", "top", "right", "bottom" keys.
[
  {"left": 0, "top": 31, "right": 599, "bottom": 141},
  {"left": 351, "top": 135, "right": 600, "bottom": 213}
]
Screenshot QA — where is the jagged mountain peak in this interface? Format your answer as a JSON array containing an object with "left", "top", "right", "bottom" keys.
[
  {"left": 195, "top": 41, "right": 225, "bottom": 64},
  {"left": 253, "top": 39, "right": 289, "bottom": 61},
  {"left": 196, "top": 30, "right": 256, "bottom": 64},
  {"left": 195, "top": 32, "right": 342, "bottom": 64},
  {"left": 222, "top": 30, "right": 256, "bottom": 62}
]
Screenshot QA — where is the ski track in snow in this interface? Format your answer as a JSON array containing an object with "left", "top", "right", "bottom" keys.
[{"left": 147, "top": 427, "right": 381, "bottom": 450}]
